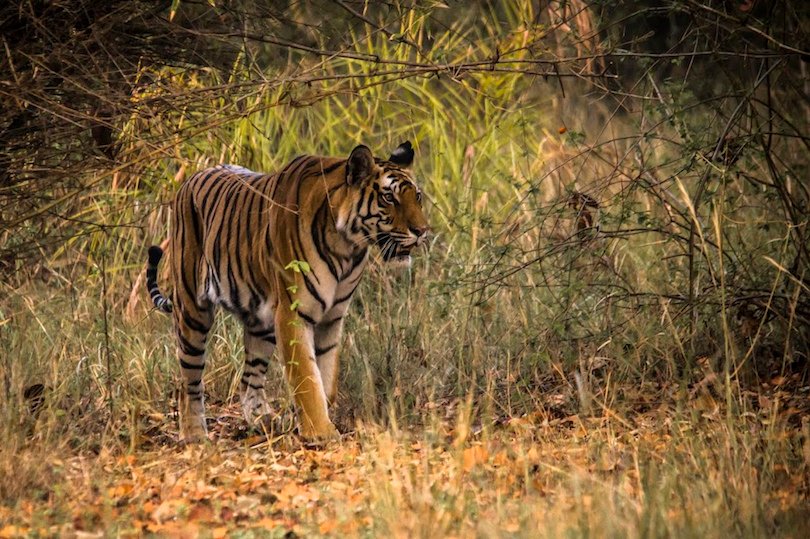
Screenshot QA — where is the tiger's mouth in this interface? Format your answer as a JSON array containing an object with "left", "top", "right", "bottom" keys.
[{"left": 376, "top": 234, "right": 414, "bottom": 264}]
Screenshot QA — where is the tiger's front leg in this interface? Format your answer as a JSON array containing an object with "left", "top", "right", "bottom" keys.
[
  {"left": 275, "top": 306, "right": 339, "bottom": 443},
  {"left": 315, "top": 314, "right": 346, "bottom": 405}
]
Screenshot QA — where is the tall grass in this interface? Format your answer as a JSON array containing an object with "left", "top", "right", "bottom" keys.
[{"left": 1, "top": 0, "right": 807, "bottom": 534}]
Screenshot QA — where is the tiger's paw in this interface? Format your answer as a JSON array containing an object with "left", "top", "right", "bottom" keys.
[
  {"left": 298, "top": 421, "right": 341, "bottom": 448},
  {"left": 240, "top": 388, "right": 273, "bottom": 425},
  {"left": 180, "top": 416, "right": 208, "bottom": 444},
  {"left": 252, "top": 409, "right": 296, "bottom": 437}
]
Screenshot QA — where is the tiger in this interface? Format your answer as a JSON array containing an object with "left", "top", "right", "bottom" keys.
[{"left": 146, "top": 141, "right": 429, "bottom": 443}]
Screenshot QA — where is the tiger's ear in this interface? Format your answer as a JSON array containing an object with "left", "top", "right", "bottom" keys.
[
  {"left": 346, "top": 145, "right": 375, "bottom": 185},
  {"left": 389, "top": 141, "right": 414, "bottom": 168}
]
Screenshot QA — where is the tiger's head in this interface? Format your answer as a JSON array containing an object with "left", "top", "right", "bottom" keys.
[{"left": 340, "top": 141, "right": 429, "bottom": 266}]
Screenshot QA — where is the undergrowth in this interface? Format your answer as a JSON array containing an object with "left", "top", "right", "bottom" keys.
[{"left": 1, "top": 0, "right": 808, "bottom": 536}]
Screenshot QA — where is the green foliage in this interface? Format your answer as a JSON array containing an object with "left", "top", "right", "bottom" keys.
[
  {"left": 1, "top": 1, "right": 808, "bottom": 533},
  {"left": 284, "top": 261, "right": 311, "bottom": 274}
]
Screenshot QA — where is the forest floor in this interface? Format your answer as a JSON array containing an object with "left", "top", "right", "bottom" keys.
[{"left": 1, "top": 375, "right": 809, "bottom": 538}]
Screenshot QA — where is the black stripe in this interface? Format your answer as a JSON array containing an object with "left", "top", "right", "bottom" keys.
[
  {"left": 244, "top": 181, "right": 258, "bottom": 252},
  {"left": 319, "top": 316, "right": 343, "bottom": 328},
  {"left": 208, "top": 181, "right": 239, "bottom": 244},
  {"left": 183, "top": 312, "right": 210, "bottom": 333},
  {"left": 245, "top": 357, "right": 269, "bottom": 368},
  {"left": 251, "top": 334, "right": 275, "bottom": 344},
  {"left": 302, "top": 273, "right": 326, "bottom": 311},
  {"left": 220, "top": 183, "right": 245, "bottom": 315},
  {"left": 339, "top": 248, "right": 368, "bottom": 281},
  {"left": 320, "top": 160, "right": 344, "bottom": 175},
  {"left": 226, "top": 268, "right": 244, "bottom": 315},
  {"left": 315, "top": 343, "right": 337, "bottom": 356},
  {"left": 311, "top": 200, "right": 340, "bottom": 280},
  {"left": 195, "top": 168, "right": 220, "bottom": 189},
  {"left": 243, "top": 276, "right": 264, "bottom": 316},
  {"left": 248, "top": 327, "right": 276, "bottom": 339},
  {"left": 294, "top": 159, "right": 316, "bottom": 213},
  {"left": 156, "top": 297, "right": 173, "bottom": 313},
  {"left": 334, "top": 283, "right": 360, "bottom": 306},
  {"left": 354, "top": 190, "right": 366, "bottom": 217},
  {"left": 363, "top": 188, "right": 375, "bottom": 215},
  {"left": 265, "top": 225, "right": 274, "bottom": 256},
  {"left": 281, "top": 155, "right": 307, "bottom": 175},
  {"left": 190, "top": 203, "right": 202, "bottom": 242},
  {"left": 176, "top": 202, "right": 198, "bottom": 301},
  {"left": 180, "top": 358, "right": 204, "bottom": 370},
  {"left": 297, "top": 310, "right": 316, "bottom": 325},
  {"left": 299, "top": 159, "right": 321, "bottom": 180},
  {"left": 200, "top": 173, "right": 229, "bottom": 217},
  {"left": 289, "top": 156, "right": 313, "bottom": 181},
  {"left": 178, "top": 333, "right": 205, "bottom": 357},
  {"left": 272, "top": 155, "right": 307, "bottom": 200},
  {"left": 229, "top": 183, "right": 250, "bottom": 290},
  {"left": 256, "top": 179, "right": 268, "bottom": 218}
]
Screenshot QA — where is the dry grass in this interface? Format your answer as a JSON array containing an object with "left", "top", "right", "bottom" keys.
[
  {"left": 0, "top": 394, "right": 808, "bottom": 537},
  {"left": 1, "top": 254, "right": 808, "bottom": 536},
  {"left": 2, "top": 1, "right": 808, "bottom": 536}
]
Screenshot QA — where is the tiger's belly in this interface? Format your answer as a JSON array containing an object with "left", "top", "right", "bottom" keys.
[
  {"left": 201, "top": 270, "right": 277, "bottom": 328},
  {"left": 199, "top": 250, "right": 367, "bottom": 328}
]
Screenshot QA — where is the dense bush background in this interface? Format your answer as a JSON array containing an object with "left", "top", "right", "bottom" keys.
[{"left": 1, "top": 1, "right": 808, "bottom": 533}]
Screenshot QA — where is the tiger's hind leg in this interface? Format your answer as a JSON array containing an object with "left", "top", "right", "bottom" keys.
[
  {"left": 240, "top": 326, "right": 276, "bottom": 426},
  {"left": 175, "top": 299, "right": 215, "bottom": 443}
]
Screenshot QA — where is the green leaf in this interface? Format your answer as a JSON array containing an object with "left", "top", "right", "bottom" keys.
[{"left": 284, "top": 260, "right": 311, "bottom": 273}]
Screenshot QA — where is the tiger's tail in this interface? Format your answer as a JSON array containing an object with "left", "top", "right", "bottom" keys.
[{"left": 146, "top": 246, "right": 173, "bottom": 314}]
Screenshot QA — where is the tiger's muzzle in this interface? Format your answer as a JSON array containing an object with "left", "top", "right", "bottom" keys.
[{"left": 377, "top": 225, "right": 430, "bottom": 264}]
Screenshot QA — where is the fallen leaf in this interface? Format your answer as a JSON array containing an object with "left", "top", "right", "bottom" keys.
[
  {"left": 187, "top": 502, "right": 214, "bottom": 522},
  {"left": 462, "top": 445, "right": 489, "bottom": 472},
  {"left": 151, "top": 498, "right": 188, "bottom": 524},
  {"left": 0, "top": 526, "right": 28, "bottom": 539}
]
